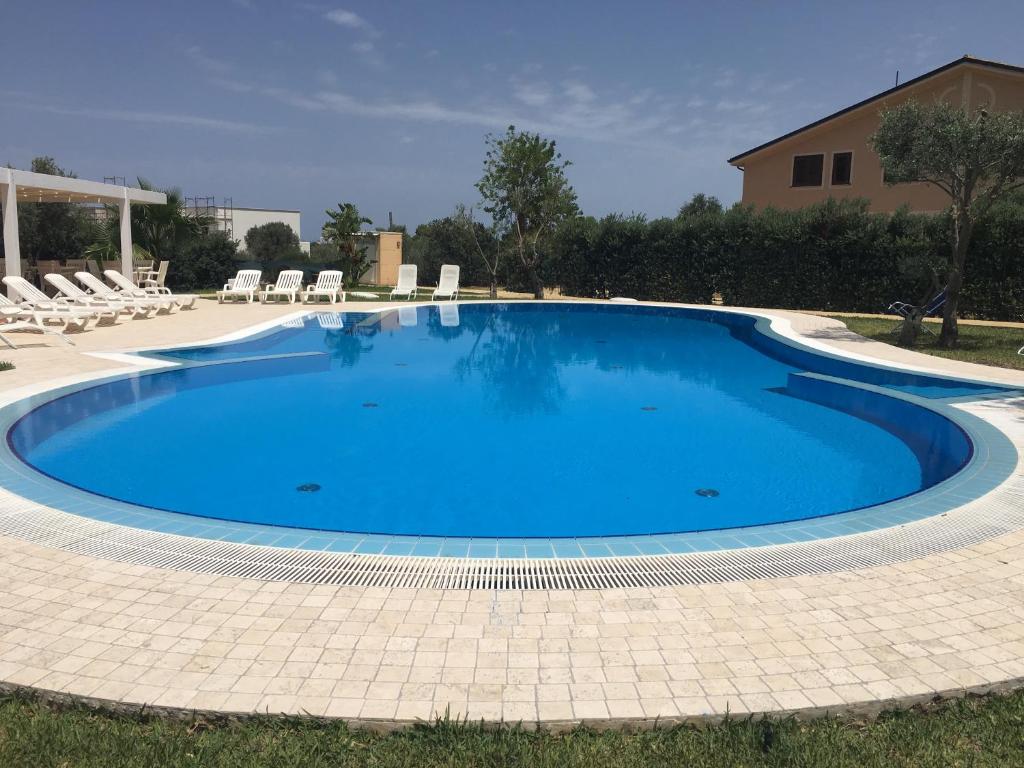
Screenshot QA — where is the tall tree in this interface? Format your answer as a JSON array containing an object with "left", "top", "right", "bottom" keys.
[
  {"left": 871, "top": 102, "right": 1024, "bottom": 347},
  {"left": 321, "top": 202, "right": 372, "bottom": 287},
  {"left": 677, "top": 193, "right": 723, "bottom": 218},
  {"left": 454, "top": 204, "right": 502, "bottom": 299},
  {"left": 245, "top": 221, "right": 302, "bottom": 266},
  {"left": 476, "top": 126, "right": 579, "bottom": 299}
]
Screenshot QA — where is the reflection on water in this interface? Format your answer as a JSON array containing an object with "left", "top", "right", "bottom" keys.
[{"left": 452, "top": 305, "right": 566, "bottom": 415}]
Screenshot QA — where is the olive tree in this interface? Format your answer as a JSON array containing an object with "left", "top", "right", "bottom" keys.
[
  {"left": 871, "top": 102, "right": 1024, "bottom": 347},
  {"left": 244, "top": 221, "right": 301, "bottom": 266},
  {"left": 476, "top": 126, "right": 579, "bottom": 299}
]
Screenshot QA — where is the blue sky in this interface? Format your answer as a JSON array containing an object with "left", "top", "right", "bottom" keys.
[{"left": 2, "top": 1, "right": 1022, "bottom": 238}]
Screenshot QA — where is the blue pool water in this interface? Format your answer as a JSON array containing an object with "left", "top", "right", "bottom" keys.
[{"left": 8, "top": 303, "right": 983, "bottom": 539}]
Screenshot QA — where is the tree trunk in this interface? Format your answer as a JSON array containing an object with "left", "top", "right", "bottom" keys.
[
  {"left": 489, "top": 274, "right": 498, "bottom": 299},
  {"left": 938, "top": 210, "right": 972, "bottom": 349},
  {"left": 530, "top": 268, "right": 545, "bottom": 300}
]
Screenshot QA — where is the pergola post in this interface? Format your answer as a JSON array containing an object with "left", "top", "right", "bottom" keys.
[
  {"left": 118, "top": 188, "right": 133, "bottom": 279},
  {"left": 1, "top": 171, "right": 21, "bottom": 298}
]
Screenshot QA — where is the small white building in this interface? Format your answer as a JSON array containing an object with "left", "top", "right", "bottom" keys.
[{"left": 186, "top": 201, "right": 310, "bottom": 254}]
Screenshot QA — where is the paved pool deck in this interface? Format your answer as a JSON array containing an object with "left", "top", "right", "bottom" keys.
[{"left": 0, "top": 299, "right": 1022, "bottom": 727}]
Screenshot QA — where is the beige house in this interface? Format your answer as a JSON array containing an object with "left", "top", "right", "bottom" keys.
[
  {"left": 356, "top": 231, "right": 403, "bottom": 286},
  {"left": 728, "top": 56, "right": 1024, "bottom": 212}
]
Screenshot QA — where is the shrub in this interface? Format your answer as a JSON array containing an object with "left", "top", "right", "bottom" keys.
[
  {"left": 244, "top": 222, "right": 302, "bottom": 266},
  {"left": 167, "top": 231, "right": 239, "bottom": 291},
  {"left": 552, "top": 197, "right": 1024, "bottom": 320}
]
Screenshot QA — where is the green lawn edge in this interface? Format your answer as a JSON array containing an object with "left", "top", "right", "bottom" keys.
[
  {"left": 827, "top": 315, "right": 1024, "bottom": 371},
  {"left": 3, "top": 688, "right": 1024, "bottom": 767}
]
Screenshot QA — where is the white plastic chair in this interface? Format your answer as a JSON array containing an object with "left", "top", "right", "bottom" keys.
[
  {"left": 139, "top": 261, "right": 169, "bottom": 291},
  {"left": 45, "top": 273, "right": 153, "bottom": 319},
  {"left": 432, "top": 264, "right": 460, "bottom": 301},
  {"left": 104, "top": 269, "right": 197, "bottom": 309},
  {"left": 0, "top": 279, "right": 97, "bottom": 332},
  {"left": 75, "top": 272, "right": 177, "bottom": 313},
  {"left": 0, "top": 295, "right": 74, "bottom": 346},
  {"left": 303, "top": 270, "right": 345, "bottom": 304},
  {"left": 260, "top": 270, "right": 304, "bottom": 303},
  {"left": 217, "top": 270, "right": 262, "bottom": 303},
  {"left": 390, "top": 264, "right": 418, "bottom": 300}
]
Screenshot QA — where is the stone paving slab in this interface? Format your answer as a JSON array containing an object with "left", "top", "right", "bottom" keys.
[{"left": 0, "top": 300, "right": 1020, "bottom": 726}]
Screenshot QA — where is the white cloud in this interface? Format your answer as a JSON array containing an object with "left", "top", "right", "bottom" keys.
[
  {"left": 20, "top": 103, "right": 276, "bottom": 134},
  {"left": 185, "top": 46, "right": 234, "bottom": 76},
  {"left": 324, "top": 8, "right": 377, "bottom": 36},
  {"left": 513, "top": 81, "right": 551, "bottom": 107},
  {"left": 352, "top": 40, "right": 374, "bottom": 54},
  {"left": 563, "top": 81, "right": 596, "bottom": 103}
]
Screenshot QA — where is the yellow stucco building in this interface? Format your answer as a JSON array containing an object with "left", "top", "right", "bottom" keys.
[{"left": 728, "top": 56, "right": 1024, "bottom": 212}]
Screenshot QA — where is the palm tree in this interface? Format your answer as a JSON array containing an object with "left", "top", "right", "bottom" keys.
[
  {"left": 321, "top": 202, "right": 373, "bottom": 288},
  {"left": 85, "top": 178, "right": 210, "bottom": 262}
]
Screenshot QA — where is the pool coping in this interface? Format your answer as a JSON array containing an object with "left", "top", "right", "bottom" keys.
[{"left": 0, "top": 301, "right": 1018, "bottom": 588}]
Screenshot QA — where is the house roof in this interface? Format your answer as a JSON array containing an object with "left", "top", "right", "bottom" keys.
[{"left": 727, "top": 56, "right": 1024, "bottom": 166}]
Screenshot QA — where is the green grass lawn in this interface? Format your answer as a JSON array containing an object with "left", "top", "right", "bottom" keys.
[
  {"left": 829, "top": 315, "right": 1024, "bottom": 371},
  {"left": 3, "top": 690, "right": 1024, "bottom": 767}
]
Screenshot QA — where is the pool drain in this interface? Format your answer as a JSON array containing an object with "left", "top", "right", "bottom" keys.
[
  {"left": 695, "top": 488, "right": 720, "bottom": 498},
  {"left": 296, "top": 483, "right": 321, "bottom": 493},
  {"left": 640, "top": 406, "right": 658, "bottom": 412},
  {"left": 362, "top": 402, "right": 379, "bottom": 408}
]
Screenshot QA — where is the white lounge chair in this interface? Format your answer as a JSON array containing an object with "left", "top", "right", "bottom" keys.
[
  {"left": 75, "top": 272, "right": 177, "bottom": 313},
  {"left": 45, "top": 273, "right": 153, "bottom": 319},
  {"left": 0, "top": 284, "right": 94, "bottom": 334},
  {"left": 0, "top": 316, "right": 70, "bottom": 348},
  {"left": 2, "top": 276, "right": 105, "bottom": 328},
  {"left": 218, "top": 270, "right": 262, "bottom": 303},
  {"left": 432, "top": 264, "right": 460, "bottom": 301},
  {"left": 104, "top": 269, "right": 197, "bottom": 309},
  {"left": 0, "top": 295, "right": 73, "bottom": 346},
  {"left": 390, "top": 264, "right": 418, "bottom": 300},
  {"left": 303, "top": 270, "right": 345, "bottom": 304},
  {"left": 260, "top": 270, "right": 304, "bottom": 304}
]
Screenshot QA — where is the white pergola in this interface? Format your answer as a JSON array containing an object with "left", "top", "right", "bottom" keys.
[{"left": 0, "top": 168, "right": 167, "bottom": 291}]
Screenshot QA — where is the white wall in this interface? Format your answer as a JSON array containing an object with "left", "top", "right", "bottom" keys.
[{"left": 228, "top": 208, "right": 302, "bottom": 245}]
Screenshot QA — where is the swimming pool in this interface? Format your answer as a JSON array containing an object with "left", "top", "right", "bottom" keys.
[{"left": 4, "top": 302, "right": 1013, "bottom": 554}]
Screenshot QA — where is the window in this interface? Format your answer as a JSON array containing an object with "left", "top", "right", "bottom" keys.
[
  {"left": 791, "top": 154, "right": 824, "bottom": 187},
  {"left": 831, "top": 152, "right": 853, "bottom": 185}
]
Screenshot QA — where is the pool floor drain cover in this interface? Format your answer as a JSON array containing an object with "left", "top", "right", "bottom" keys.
[
  {"left": 695, "top": 488, "right": 720, "bottom": 498},
  {"left": 296, "top": 483, "right": 321, "bottom": 493},
  {"left": 362, "top": 402, "right": 379, "bottom": 408},
  {"left": 640, "top": 406, "right": 657, "bottom": 411}
]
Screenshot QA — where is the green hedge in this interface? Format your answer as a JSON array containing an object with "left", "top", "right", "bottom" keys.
[{"left": 551, "top": 197, "right": 1024, "bottom": 321}]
